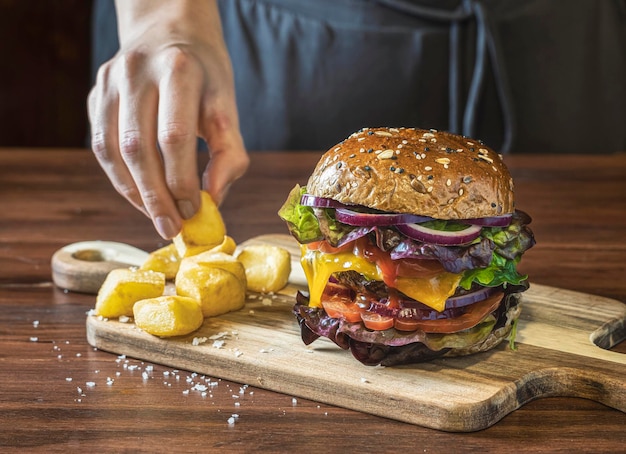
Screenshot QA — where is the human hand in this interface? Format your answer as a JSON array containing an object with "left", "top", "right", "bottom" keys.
[{"left": 87, "top": 0, "right": 249, "bottom": 239}]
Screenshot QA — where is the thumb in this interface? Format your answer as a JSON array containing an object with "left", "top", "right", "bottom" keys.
[{"left": 201, "top": 116, "right": 249, "bottom": 205}]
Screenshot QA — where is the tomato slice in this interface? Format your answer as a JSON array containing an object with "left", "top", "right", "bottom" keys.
[
  {"left": 307, "top": 240, "right": 354, "bottom": 254},
  {"left": 361, "top": 311, "right": 394, "bottom": 331},
  {"left": 394, "top": 292, "right": 504, "bottom": 334},
  {"left": 322, "top": 299, "right": 363, "bottom": 323}
]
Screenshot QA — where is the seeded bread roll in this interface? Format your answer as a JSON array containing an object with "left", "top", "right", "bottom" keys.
[{"left": 306, "top": 127, "right": 515, "bottom": 219}]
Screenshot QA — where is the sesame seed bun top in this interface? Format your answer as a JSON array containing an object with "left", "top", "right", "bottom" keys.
[{"left": 306, "top": 127, "right": 515, "bottom": 219}]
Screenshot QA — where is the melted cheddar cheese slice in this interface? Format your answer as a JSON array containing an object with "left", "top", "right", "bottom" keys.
[{"left": 300, "top": 245, "right": 462, "bottom": 312}]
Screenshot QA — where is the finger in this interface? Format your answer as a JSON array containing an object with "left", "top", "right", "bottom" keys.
[
  {"left": 201, "top": 110, "right": 249, "bottom": 205},
  {"left": 117, "top": 64, "right": 182, "bottom": 239},
  {"left": 88, "top": 63, "right": 146, "bottom": 214},
  {"left": 157, "top": 48, "right": 203, "bottom": 220}
]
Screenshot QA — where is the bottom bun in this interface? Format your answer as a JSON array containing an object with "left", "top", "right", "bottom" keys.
[{"left": 294, "top": 292, "right": 522, "bottom": 366}]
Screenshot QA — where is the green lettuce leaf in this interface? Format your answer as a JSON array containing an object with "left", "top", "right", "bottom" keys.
[
  {"left": 459, "top": 252, "right": 528, "bottom": 290},
  {"left": 277, "top": 185, "right": 323, "bottom": 243}
]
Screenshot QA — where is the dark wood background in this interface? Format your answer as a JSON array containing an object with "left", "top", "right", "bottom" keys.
[{"left": 0, "top": 0, "right": 93, "bottom": 147}]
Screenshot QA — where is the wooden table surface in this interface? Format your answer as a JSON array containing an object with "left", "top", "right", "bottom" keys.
[{"left": 1, "top": 148, "right": 625, "bottom": 453}]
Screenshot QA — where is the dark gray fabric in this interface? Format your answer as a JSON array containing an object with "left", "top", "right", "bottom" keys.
[{"left": 91, "top": 0, "right": 626, "bottom": 153}]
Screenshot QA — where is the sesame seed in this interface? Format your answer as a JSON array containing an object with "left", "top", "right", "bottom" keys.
[
  {"left": 397, "top": 144, "right": 403, "bottom": 149},
  {"left": 427, "top": 186, "right": 433, "bottom": 193},
  {"left": 422, "top": 132, "right": 435, "bottom": 138},
  {"left": 374, "top": 131, "right": 393, "bottom": 137},
  {"left": 396, "top": 168, "right": 404, "bottom": 174},
  {"left": 424, "top": 166, "right": 432, "bottom": 171},
  {"left": 334, "top": 147, "right": 341, "bottom": 152},
  {"left": 359, "top": 148, "right": 365, "bottom": 153},
  {"left": 448, "top": 198, "right": 455, "bottom": 204},
  {"left": 421, "top": 153, "right": 427, "bottom": 158},
  {"left": 419, "top": 138, "right": 427, "bottom": 143},
  {"left": 430, "top": 138, "right": 437, "bottom": 142},
  {"left": 459, "top": 188, "right": 464, "bottom": 196},
  {"left": 389, "top": 128, "right": 400, "bottom": 133},
  {"left": 402, "top": 140, "right": 408, "bottom": 144},
  {"left": 457, "top": 148, "right": 463, "bottom": 152},
  {"left": 492, "top": 165, "right": 498, "bottom": 172},
  {"left": 435, "top": 157, "right": 451, "bottom": 165},
  {"left": 357, "top": 137, "right": 365, "bottom": 142},
  {"left": 479, "top": 148, "right": 489, "bottom": 154},
  {"left": 446, "top": 178, "right": 451, "bottom": 186},
  {"left": 349, "top": 154, "right": 355, "bottom": 158},
  {"left": 395, "top": 149, "right": 401, "bottom": 154}
]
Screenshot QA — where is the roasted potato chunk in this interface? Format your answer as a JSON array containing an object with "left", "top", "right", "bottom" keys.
[
  {"left": 175, "top": 260, "right": 246, "bottom": 318},
  {"left": 95, "top": 269, "right": 165, "bottom": 318},
  {"left": 179, "top": 251, "right": 247, "bottom": 284},
  {"left": 236, "top": 244, "right": 291, "bottom": 293},
  {"left": 209, "top": 235, "right": 237, "bottom": 255},
  {"left": 133, "top": 295, "right": 203, "bottom": 337},
  {"left": 140, "top": 243, "right": 180, "bottom": 279},
  {"left": 173, "top": 191, "right": 226, "bottom": 258}
]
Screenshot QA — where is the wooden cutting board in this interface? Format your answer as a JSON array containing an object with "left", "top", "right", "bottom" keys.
[{"left": 84, "top": 234, "right": 626, "bottom": 432}]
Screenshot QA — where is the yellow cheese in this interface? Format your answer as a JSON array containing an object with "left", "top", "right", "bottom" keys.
[{"left": 300, "top": 245, "right": 461, "bottom": 312}]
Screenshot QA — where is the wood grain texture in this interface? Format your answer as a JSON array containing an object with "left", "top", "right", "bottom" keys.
[
  {"left": 85, "top": 234, "right": 626, "bottom": 432},
  {"left": 1, "top": 149, "right": 625, "bottom": 452}
]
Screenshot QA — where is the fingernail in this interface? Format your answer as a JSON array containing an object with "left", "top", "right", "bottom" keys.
[
  {"left": 177, "top": 199, "right": 196, "bottom": 220},
  {"left": 155, "top": 215, "right": 179, "bottom": 239}
]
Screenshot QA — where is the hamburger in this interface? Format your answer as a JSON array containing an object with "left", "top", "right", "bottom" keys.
[{"left": 279, "top": 127, "right": 535, "bottom": 366}]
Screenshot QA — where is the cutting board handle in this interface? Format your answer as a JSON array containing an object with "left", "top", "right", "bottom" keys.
[{"left": 51, "top": 241, "right": 149, "bottom": 294}]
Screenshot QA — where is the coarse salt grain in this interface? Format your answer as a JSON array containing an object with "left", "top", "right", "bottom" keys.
[
  {"left": 192, "top": 337, "right": 208, "bottom": 346},
  {"left": 213, "top": 340, "right": 225, "bottom": 349}
]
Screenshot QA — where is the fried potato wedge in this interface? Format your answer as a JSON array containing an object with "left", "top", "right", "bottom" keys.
[
  {"left": 95, "top": 269, "right": 165, "bottom": 318},
  {"left": 236, "top": 244, "right": 291, "bottom": 293},
  {"left": 133, "top": 295, "right": 203, "bottom": 337},
  {"left": 173, "top": 191, "right": 226, "bottom": 258}
]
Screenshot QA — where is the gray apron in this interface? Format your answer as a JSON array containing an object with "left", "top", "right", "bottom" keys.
[{"left": 92, "top": 0, "right": 626, "bottom": 153}]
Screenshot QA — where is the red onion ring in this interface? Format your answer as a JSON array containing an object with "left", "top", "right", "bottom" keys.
[
  {"left": 396, "top": 222, "right": 482, "bottom": 245},
  {"left": 463, "top": 214, "right": 512, "bottom": 227},
  {"left": 335, "top": 208, "right": 432, "bottom": 226}
]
